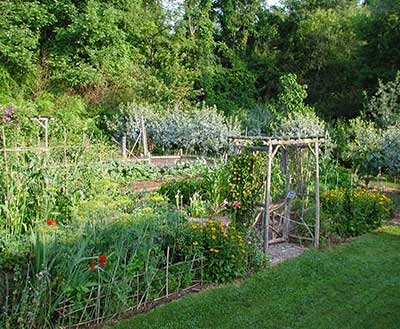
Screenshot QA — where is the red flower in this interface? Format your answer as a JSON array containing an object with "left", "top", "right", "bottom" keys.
[
  {"left": 99, "top": 261, "right": 106, "bottom": 267},
  {"left": 90, "top": 264, "right": 96, "bottom": 270},
  {"left": 262, "top": 261, "right": 267, "bottom": 268},
  {"left": 98, "top": 255, "right": 107, "bottom": 262},
  {"left": 47, "top": 219, "right": 57, "bottom": 225}
]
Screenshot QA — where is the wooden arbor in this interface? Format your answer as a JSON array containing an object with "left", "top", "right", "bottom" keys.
[{"left": 229, "top": 136, "right": 325, "bottom": 254}]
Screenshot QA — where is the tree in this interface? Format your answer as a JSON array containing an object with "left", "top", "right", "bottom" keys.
[
  {"left": 363, "top": 71, "right": 400, "bottom": 128},
  {"left": 0, "top": 1, "right": 51, "bottom": 94},
  {"left": 357, "top": 0, "right": 400, "bottom": 93}
]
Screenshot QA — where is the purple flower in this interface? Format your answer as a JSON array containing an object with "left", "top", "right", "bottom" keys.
[
  {"left": 233, "top": 201, "right": 241, "bottom": 208},
  {"left": 5, "top": 107, "right": 14, "bottom": 116}
]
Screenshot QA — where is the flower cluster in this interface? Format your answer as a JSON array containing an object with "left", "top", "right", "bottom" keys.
[
  {"left": 47, "top": 219, "right": 57, "bottom": 225},
  {"left": 321, "top": 187, "right": 393, "bottom": 238},
  {"left": 1, "top": 106, "right": 15, "bottom": 124},
  {"left": 177, "top": 219, "right": 248, "bottom": 282},
  {"left": 90, "top": 255, "right": 108, "bottom": 270},
  {"left": 220, "top": 199, "right": 240, "bottom": 209}
]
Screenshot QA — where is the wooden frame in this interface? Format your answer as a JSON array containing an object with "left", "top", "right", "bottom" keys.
[{"left": 229, "top": 135, "right": 325, "bottom": 253}]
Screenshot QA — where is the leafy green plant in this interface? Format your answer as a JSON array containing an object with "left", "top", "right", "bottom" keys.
[
  {"left": 174, "top": 220, "right": 249, "bottom": 283},
  {"left": 320, "top": 187, "right": 393, "bottom": 239},
  {"left": 160, "top": 178, "right": 206, "bottom": 205}
]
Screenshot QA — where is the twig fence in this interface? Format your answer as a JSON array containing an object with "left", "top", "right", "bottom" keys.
[{"left": 56, "top": 254, "right": 204, "bottom": 328}]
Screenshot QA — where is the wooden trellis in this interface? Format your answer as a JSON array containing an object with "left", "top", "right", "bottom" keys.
[{"left": 229, "top": 136, "right": 325, "bottom": 253}]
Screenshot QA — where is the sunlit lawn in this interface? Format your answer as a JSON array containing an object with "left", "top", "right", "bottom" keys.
[{"left": 108, "top": 225, "right": 400, "bottom": 329}]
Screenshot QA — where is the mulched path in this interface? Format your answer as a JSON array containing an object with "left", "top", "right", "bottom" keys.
[
  {"left": 387, "top": 207, "right": 400, "bottom": 226},
  {"left": 266, "top": 243, "right": 308, "bottom": 265},
  {"left": 129, "top": 180, "right": 163, "bottom": 192}
]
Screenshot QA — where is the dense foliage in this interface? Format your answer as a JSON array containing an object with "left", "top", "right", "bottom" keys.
[
  {"left": 0, "top": 1, "right": 399, "bottom": 327},
  {"left": 1, "top": 0, "right": 400, "bottom": 123},
  {"left": 321, "top": 188, "right": 393, "bottom": 239}
]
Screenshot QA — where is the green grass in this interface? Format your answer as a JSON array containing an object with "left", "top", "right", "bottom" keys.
[{"left": 108, "top": 226, "right": 400, "bottom": 329}]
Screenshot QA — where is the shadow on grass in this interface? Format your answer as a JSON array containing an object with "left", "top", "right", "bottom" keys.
[{"left": 108, "top": 226, "right": 400, "bottom": 329}]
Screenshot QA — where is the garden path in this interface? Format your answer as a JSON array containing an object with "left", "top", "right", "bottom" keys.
[
  {"left": 386, "top": 187, "right": 400, "bottom": 226},
  {"left": 266, "top": 243, "right": 307, "bottom": 265},
  {"left": 387, "top": 207, "right": 400, "bottom": 226}
]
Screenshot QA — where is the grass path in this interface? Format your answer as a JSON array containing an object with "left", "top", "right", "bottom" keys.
[{"left": 107, "top": 225, "right": 400, "bottom": 329}]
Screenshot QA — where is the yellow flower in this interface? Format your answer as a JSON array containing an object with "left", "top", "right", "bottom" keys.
[
  {"left": 192, "top": 241, "right": 198, "bottom": 246},
  {"left": 212, "top": 235, "right": 217, "bottom": 240},
  {"left": 200, "top": 229, "right": 204, "bottom": 233},
  {"left": 192, "top": 224, "right": 198, "bottom": 229},
  {"left": 241, "top": 249, "right": 246, "bottom": 254},
  {"left": 223, "top": 233, "right": 228, "bottom": 238},
  {"left": 211, "top": 227, "right": 217, "bottom": 232}
]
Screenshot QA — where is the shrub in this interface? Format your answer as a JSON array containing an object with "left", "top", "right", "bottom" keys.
[
  {"left": 320, "top": 188, "right": 393, "bottom": 239},
  {"left": 174, "top": 220, "right": 249, "bottom": 282},
  {"left": 159, "top": 178, "right": 207, "bottom": 206},
  {"left": 381, "top": 125, "right": 400, "bottom": 176},
  {"left": 275, "top": 109, "right": 326, "bottom": 138},
  {"left": 347, "top": 118, "right": 382, "bottom": 184},
  {"left": 363, "top": 70, "right": 400, "bottom": 129},
  {"left": 111, "top": 102, "right": 240, "bottom": 155}
]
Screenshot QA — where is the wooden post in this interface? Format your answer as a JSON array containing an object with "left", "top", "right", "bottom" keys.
[
  {"left": 166, "top": 246, "right": 170, "bottom": 298},
  {"left": 314, "top": 141, "right": 320, "bottom": 249},
  {"left": 263, "top": 142, "right": 273, "bottom": 254},
  {"left": 2, "top": 128, "right": 7, "bottom": 172},
  {"left": 37, "top": 133, "right": 41, "bottom": 151},
  {"left": 44, "top": 118, "right": 49, "bottom": 153},
  {"left": 122, "top": 135, "right": 127, "bottom": 160},
  {"left": 63, "top": 129, "right": 67, "bottom": 165},
  {"left": 282, "top": 149, "right": 290, "bottom": 241},
  {"left": 141, "top": 116, "right": 149, "bottom": 158}
]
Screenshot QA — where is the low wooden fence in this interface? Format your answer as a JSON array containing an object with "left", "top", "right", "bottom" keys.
[{"left": 55, "top": 255, "right": 205, "bottom": 328}]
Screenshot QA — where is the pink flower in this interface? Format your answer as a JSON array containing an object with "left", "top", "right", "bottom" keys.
[
  {"left": 5, "top": 107, "right": 14, "bottom": 116},
  {"left": 221, "top": 199, "right": 229, "bottom": 209},
  {"left": 233, "top": 201, "right": 241, "bottom": 208}
]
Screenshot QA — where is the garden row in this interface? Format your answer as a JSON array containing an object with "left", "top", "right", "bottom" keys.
[{"left": 0, "top": 148, "right": 394, "bottom": 328}]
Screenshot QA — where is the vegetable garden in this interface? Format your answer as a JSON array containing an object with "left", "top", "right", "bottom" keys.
[{"left": 0, "top": 119, "right": 396, "bottom": 327}]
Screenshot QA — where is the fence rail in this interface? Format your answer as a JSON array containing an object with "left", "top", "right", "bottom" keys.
[{"left": 54, "top": 254, "right": 205, "bottom": 328}]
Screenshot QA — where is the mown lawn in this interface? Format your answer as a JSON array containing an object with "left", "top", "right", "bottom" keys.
[{"left": 108, "top": 226, "right": 400, "bottom": 329}]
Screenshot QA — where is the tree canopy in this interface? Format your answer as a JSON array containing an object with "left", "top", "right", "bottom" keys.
[{"left": 0, "top": 0, "right": 399, "bottom": 121}]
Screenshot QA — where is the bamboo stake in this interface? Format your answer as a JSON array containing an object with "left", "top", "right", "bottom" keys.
[
  {"left": 141, "top": 116, "right": 149, "bottom": 158},
  {"left": 282, "top": 149, "right": 290, "bottom": 241},
  {"left": 2, "top": 127, "right": 7, "bottom": 172},
  {"left": 314, "top": 141, "right": 320, "bottom": 249},
  {"left": 122, "top": 135, "right": 127, "bottom": 160},
  {"left": 44, "top": 118, "right": 49, "bottom": 153},
  {"left": 263, "top": 143, "right": 273, "bottom": 253},
  {"left": 166, "top": 246, "right": 170, "bottom": 298},
  {"left": 63, "top": 129, "right": 67, "bottom": 165}
]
